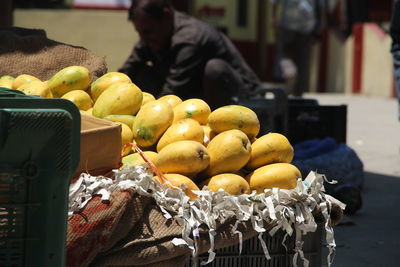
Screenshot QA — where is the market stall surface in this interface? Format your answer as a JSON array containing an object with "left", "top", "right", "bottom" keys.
[{"left": 304, "top": 93, "right": 400, "bottom": 267}]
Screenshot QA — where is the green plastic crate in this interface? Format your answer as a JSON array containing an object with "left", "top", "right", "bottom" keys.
[{"left": 0, "top": 88, "right": 80, "bottom": 267}]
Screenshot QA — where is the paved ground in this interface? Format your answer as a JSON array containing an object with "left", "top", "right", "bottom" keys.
[{"left": 302, "top": 93, "right": 400, "bottom": 267}]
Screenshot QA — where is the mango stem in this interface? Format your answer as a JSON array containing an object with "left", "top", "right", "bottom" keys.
[{"left": 126, "top": 142, "right": 169, "bottom": 184}]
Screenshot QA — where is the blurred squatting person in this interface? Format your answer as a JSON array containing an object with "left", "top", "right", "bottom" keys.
[
  {"left": 391, "top": 0, "right": 400, "bottom": 120},
  {"left": 119, "top": 0, "right": 262, "bottom": 109}
]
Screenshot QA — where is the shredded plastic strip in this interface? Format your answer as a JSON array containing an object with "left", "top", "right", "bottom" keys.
[{"left": 68, "top": 165, "right": 345, "bottom": 267}]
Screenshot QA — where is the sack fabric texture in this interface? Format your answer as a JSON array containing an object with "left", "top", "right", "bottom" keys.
[
  {"left": 0, "top": 27, "right": 107, "bottom": 81},
  {"left": 67, "top": 190, "right": 259, "bottom": 267}
]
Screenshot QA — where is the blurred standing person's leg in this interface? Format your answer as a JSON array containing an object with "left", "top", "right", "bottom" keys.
[
  {"left": 391, "top": 0, "right": 400, "bottom": 120},
  {"left": 292, "top": 33, "right": 313, "bottom": 97},
  {"left": 273, "top": 27, "right": 298, "bottom": 95}
]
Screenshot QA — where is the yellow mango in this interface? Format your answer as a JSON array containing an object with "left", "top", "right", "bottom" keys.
[
  {"left": 246, "top": 133, "right": 294, "bottom": 170},
  {"left": 173, "top": 98, "right": 211, "bottom": 124},
  {"left": 158, "top": 94, "right": 182, "bottom": 108},
  {"left": 156, "top": 140, "right": 210, "bottom": 177},
  {"left": 132, "top": 100, "right": 173, "bottom": 147},
  {"left": 92, "top": 82, "right": 143, "bottom": 118},
  {"left": 156, "top": 118, "right": 204, "bottom": 152},
  {"left": 207, "top": 105, "right": 260, "bottom": 139},
  {"left": 104, "top": 114, "right": 136, "bottom": 129},
  {"left": 47, "top": 66, "right": 91, "bottom": 97},
  {"left": 142, "top": 92, "right": 156, "bottom": 106},
  {"left": 116, "top": 122, "right": 134, "bottom": 156},
  {"left": 13, "top": 74, "right": 40, "bottom": 90},
  {"left": 201, "top": 125, "right": 217, "bottom": 146},
  {"left": 0, "top": 75, "right": 15, "bottom": 89},
  {"left": 207, "top": 173, "right": 251, "bottom": 195},
  {"left": 202, "top": 129, "right": 251, "bottom": 177},
  {"left": 245, "top": 163, "right": 301, "bottom": 192},
  {"left": 121, "top": 151, "right": 158, "bottom": 168},
  {"left": 90, "top": 72, "right": 132, "bottom": 102},
  {"left": 61, "top": 90, "right": 93, "bottom": 110},
  {"left": 154, "top": 173, "right": 200, "bottom": 201},
  {"left": 86, "top": 107, "right": 93, "bottom": 116},
  {"left": 18, "top": 80, "right": 52, "bottom": 98}
]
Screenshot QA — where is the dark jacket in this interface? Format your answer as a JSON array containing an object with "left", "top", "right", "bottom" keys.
[
  {"left": 390, "top": 0, "right": 400, "bottom": 52},
  {"left": 119, "top": 11, "right": 260, "bottom": 99}
]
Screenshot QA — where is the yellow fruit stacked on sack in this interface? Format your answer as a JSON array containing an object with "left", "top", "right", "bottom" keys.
[
  {"left": 90, "top": 72, "right": 132, "bottom": 102},
  {"left": 142, "top": 92, "right": 156, "bottom": 106},
  {"left": 153, "top": 173, "right": 200, "bottom": 201},
  {"left": 132, "top": 100, "right": 174, "bottom": 148},
  {"left": 47, "top": 66, "right": 91, "bottom": 97},
  {"left": 202, "top": 129, "right": 251, "bottom": 177},
  {"left": 156, "top": 118, "right": 204, "bottom": 152},
  {"left": 246, "top": 132, "right": 294, "bottom": 170},
  {"left": 206, "top": 173, "right": 251, "bottom": 195},
  {"left": 122, "top": 151, "right": 158, "bottom": 168},
  {"left": 156, "top": 140, "right": 210, "bottom": 177},
  {"left": 61, "top": 90, "right": 93, "bottom": 111},
  {"left": 18, "top": 80, "right": 53, "bottom": 98},
  {"left": 207, "top": 105, "right": 260, "bottom": 139},
  {"left": 117, "top": 122, "right": 134, "bottom": 156},
  {"left": 92, "top": 82, "right": 143, "bottom": 118},
  {"left": 0, "top": 75, "right": 15, "bottom": 89},
  {"left": 158, "top": 94, "right": 182, "bottom": 108},
  {"left": 13, "top": 74, "right": 41, "bottom": 90},
  {"left": 103, "top": 114, "right": 136, "bottom": 129},
  {"left": 245, "top": 163, "right": 301, "bottom": 193},
  {"left": 173, "top": 98, "right": 211, "bottom": 124}
]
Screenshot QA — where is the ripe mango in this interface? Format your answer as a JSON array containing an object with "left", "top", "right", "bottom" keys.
[
  {"left": 156, "top": 118, "right": 204, "bottom": 152},
  {"left": 13, "top": 74, "right": 40, "bottom": 90},
  {"left": 158, "top": 94, "right": 182, "bottom": 108},
  {"left": 173, "top": 98, "right": 211, "bottom": 124},
  {"left": 207, "top": 173, "right": 251, "bottom": 195},
  {"left": 86, "top": 108, "right": 93, "bottom": 116},
  {"left": 202, "top": 129, "right": 251, "bottom": 177},
  {"left": 92, "top": 82, "right": 143, "bottom": 118},
  {"left": 246, "top": 133, "right": 294, "bottom": 170},
  {"left": 18, "top": 80, "right": 52, "bottom": 98},
  {"left": 47, "top": 66, "right": 91, "bottom": 97},
  {"left": 122, "top": 151, "right": 158, "bottom": 168},
  {"left": 0, "top": 75, "right": 15, "bottom": 89},
  {"left": 118, "top": 122, "right": 134, "bottom": 156},
  {"left": 201, "top": 125, "right": 217, "bottom": 146},
  {"left": 245, "top": 163, "right": 301, "bottom": 193},
  {"left": 104, "top": 114, "right": 136, "bottom": 129},
  {"left": 90, "top": 72, "right": 132, "bottom": 102},
  {"left": 207, "top": 105, "right": 260, "bottom": 139},
  {"left": 153, "top": 173, "right": 200, "bottom": 201},
  {"left": 61, "top": 90, "right": 93, "bottom": 110},
  {"left": 132, "top": 100, "right": 173, "bottom": 147},
  {"left": 156, "top": 140, "right": 210, "bottom": 177},
  {"left": 142, "top": 92, "right": 156, "bottom": 106}
]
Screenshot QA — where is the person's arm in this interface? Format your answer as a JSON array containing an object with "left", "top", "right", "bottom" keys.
[
  {"left": 162, "top": 43, "right": 206, "bottom": 97},
  {"left": 119, "top": 44, "right": 165, "bottom": 96},
  {"left": 118, "top": 44, "right": 147, "bottom": 76}
]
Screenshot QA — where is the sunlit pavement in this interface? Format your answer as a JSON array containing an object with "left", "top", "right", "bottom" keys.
[{"left": 303, "top": 93, "right": 400, "bottom": 267}]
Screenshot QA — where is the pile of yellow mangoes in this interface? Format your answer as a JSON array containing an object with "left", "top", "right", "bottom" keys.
[{"left": 0, "top": 66, "right": 302, "bottom": 200}]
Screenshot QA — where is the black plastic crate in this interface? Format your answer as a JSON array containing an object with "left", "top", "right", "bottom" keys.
[
  {"left": 288, "top": 101, "right": 347, "bottom": 145},
  {"left": 186, "top": 224, "right": 323, "bottom": 267}
]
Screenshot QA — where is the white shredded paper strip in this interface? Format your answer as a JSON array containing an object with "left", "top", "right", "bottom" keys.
[{"left": 68, "top": 165, "right": 345, "bottom": 267}]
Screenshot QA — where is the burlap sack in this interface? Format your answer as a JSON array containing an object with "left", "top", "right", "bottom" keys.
[
  {"left": 67, "top": 190, "right": 259, "bottom": 267},
  {"left": 67, "top": 187, "right": 342, "bottom": 267},
  {"left": 0, "top": 27, "right": 107, "bottom": 81}
]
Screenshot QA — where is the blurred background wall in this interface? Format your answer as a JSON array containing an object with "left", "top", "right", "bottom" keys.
[{"left": 3, "top": 0, "right": 396, "bottom": 97}]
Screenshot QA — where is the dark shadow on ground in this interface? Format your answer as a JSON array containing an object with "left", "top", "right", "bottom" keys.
[{"left": 323, "top": 172, "right": 400, "bottom": 267}]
